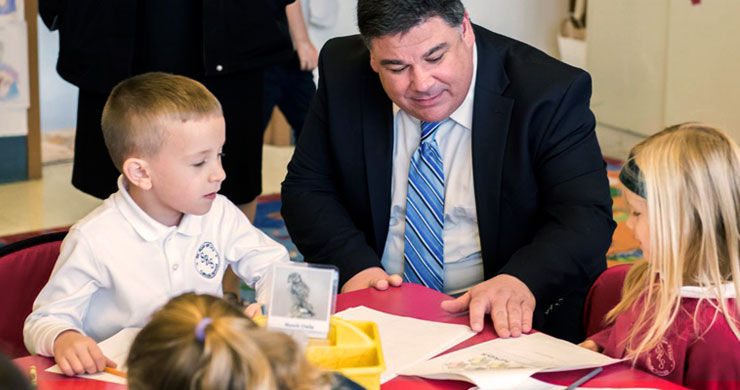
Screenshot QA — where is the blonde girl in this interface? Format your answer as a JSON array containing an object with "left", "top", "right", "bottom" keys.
[
  {"left": 126, "top": 293, "right": 362, "bottom": 390},
  {"left": 580, "top": 123, "right": 740, "bottom": 390}
]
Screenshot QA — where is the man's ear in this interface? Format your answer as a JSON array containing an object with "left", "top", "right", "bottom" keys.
[
  {"left": 462, "top": 11, "right": 475, "bottom": 47},
  {"left": 369, "top": 53, "right": 380, "bottom": 74},
  {"left": 369, "top": 41, "right": 380, "bottom": 74},
  {"left": 122, "top": 157, "right": 153, "bottom": 191}
]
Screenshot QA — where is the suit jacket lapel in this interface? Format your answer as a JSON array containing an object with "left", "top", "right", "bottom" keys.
[
  {"left": 361, "top": 69, "right": 394, "bottom": 253},
  {"left": 471, "top": 29, "right": 514, "bottom": 276}
]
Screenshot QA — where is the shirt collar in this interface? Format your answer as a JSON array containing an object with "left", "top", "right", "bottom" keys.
[
  {"left": 449, "top": 43, "right": 477, "bottom": 130},
  {"left": 680, "top": 282, "right": 737, "bottom": 298},
  {"left": 113, "top": 175, "right": 202, "bottom": 242},
  {"left": 392, "top": 44, "right": 478, "bottom": 131}
]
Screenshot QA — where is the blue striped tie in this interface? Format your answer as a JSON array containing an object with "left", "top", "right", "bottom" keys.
[{"left": 403, "top": 120, "right": 445, "bottom": 291}]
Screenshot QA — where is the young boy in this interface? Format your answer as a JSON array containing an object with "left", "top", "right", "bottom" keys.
[{"left": 23, "top": 72, "right": 290, "bottom": 376}]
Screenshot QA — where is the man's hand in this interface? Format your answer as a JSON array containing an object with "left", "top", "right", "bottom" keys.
[
  {"left": 440, "top": 274, "right": 535, "bottom": 337},
  {"left": 340, "top": 267, "right": 403, "bottom": 293},
  {"left": 53, "top": 330, "right": 116, "bottom": 376}
]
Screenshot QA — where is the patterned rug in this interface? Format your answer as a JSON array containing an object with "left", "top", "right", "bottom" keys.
[{"left": 1, "top": 161, "right": 642, "bottom": 267}]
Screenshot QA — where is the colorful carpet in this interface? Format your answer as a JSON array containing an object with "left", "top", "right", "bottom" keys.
[{"left": 1, "top": 161, "right": 642, "bottom": 267}]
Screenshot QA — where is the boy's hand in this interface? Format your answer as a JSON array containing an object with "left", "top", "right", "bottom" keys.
[
  {"left": 578, "top": 339, "right": 603, "bottom": 353},
  {"left": 244, "top": 303, "right": 264, "bottom": 318},
  {"left": 53, "top": 330, "right": 117, "bottom": 376}
]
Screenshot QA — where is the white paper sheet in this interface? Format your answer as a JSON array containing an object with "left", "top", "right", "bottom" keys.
[
  {"left": 401, "top": 332, "right": 621, "bottom": 389},
  {"left": 335, "top": 305, "right": 476, "bottom": 384},
  {"left": 46, "top": 327, "right": 141, "bottom": 385},
  {"left": 468, "top": 376, "right": 657, "bottom": 390}
]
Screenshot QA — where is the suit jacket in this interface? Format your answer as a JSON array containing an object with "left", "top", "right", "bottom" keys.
[
  {"left": 38, "top": 0, "right": 295, "bottom": 93},
  {"left": 282, "top": 25, "right": 616, "bottom": 341}
]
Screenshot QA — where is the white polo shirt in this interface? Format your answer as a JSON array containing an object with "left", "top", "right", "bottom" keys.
[{"left": 24, "top": 177, "right": 289, "bottom": 356}]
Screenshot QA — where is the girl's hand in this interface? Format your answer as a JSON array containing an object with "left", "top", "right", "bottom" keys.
[{"left": 578, "top": 339, "right": 603, "bottom": 353}]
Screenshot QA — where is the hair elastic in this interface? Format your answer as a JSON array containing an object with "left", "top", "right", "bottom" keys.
[
  {"left": 195, "top": 317, "right": 213, "bottom": 342},
  {"left": 619, "top": 157, "right": 646, "bottom": 198}
]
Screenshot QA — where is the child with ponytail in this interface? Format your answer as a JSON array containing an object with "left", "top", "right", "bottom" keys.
[
  {"left": 580, "top": 123, "right": 740, "bottom": 389},
  {"left": 126, "top": 292, "right": 361, "bottom": 390}
]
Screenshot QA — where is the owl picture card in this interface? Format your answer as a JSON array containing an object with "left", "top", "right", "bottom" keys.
[{"left": 266, "top": 262, "right": 338, "bottom": 339}]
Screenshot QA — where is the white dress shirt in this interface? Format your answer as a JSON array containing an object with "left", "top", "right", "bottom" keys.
[
  {"left": 24, "top": 176, "right": 289, "bottom": 356},
  {"left": 381, "top": 46, "right": 483, "bottom": 295}
]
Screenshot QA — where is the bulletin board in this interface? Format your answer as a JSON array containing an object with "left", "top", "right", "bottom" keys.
[{"left": 0, "top": 0, "right": 40, "bottom": 179}]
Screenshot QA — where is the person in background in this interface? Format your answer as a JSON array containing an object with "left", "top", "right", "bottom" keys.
[
  {"left": 281, "top": 0, "right": 614, "bottom": 342},
  {"left": 127, "top": 292, "right": 363, "bottom": 390},
  {"left": 37, "top": 0, "right": 296, "bottom": 218},
  {"left": 580, "top": 123, "right": 740, "bottom": 390},
  {"left": 24, "top": 73, "right": 289, "bottom": 377},
  {"left": 263, "top": 0, "right": 319, "bottom": 142}
]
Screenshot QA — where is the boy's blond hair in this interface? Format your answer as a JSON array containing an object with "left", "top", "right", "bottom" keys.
[
  {"left": 101, "top": 72, "right": 222, "bottom": 172},
  {"left": 126, "top": 293, "right": 333, "bottom": 390},
  {"left": 609, "top": 123, "right": 740, "bottom": 362}
]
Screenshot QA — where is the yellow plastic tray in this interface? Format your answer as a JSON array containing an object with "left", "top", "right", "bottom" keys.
[{"left": 253, "top": 316, "right": 385, "bottom": 390}]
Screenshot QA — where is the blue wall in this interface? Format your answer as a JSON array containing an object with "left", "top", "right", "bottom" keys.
[{"left": 38, "top": 16, "right": 77, "bottom": 133}]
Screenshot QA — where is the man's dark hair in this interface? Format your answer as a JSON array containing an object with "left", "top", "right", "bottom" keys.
[{"left": 357, "top": 0, "right": 465, "bottom": 48}]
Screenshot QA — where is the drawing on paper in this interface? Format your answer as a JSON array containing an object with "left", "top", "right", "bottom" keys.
[{"left": 444, "top": 353, "right": 529, "bottom": 371}]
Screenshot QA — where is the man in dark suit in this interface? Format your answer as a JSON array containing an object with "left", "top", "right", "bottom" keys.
[{"left": 281, "top": 0, "right": 615, "bottom": 342}]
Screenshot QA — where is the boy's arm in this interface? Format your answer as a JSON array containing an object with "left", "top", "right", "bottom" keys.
[
  {"left": 221, "top": 201, "right": 290, "bottom": 304},
  {"left": 23, "top": 230, "right": 106, "bottom": 356},
  {"left": 52, "top": 330, "right": 116, "bottom": 376}
]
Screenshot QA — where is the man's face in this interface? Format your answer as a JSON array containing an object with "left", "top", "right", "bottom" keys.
[{"left": 369, "top": 14, "right": 475, "bottom": 122}]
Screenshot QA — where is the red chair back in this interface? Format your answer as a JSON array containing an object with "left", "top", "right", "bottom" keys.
[
  {"left": 0, "top": 232, "right": 66, "bottom": 358},
  {"left": 583, "top": 263, "right": 632, "bottom": 338}
]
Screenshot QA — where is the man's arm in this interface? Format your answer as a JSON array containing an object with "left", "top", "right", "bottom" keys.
[
  {"left": 281, "top": 42, "right": 398, "bottom": 290},
  {"left": 444, "top": 70, "right": 614, "bottom": 338},
  {"left": 498, "top": 71, "right": 614, "bottom": 308}
]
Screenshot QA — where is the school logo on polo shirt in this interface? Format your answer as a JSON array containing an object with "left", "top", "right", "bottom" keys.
[{"left": 195, "top": 242, "right": 220, "bottom": 279}]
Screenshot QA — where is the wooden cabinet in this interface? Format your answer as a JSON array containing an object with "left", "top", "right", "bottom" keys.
[{"left": 587, "top": 0, "right": 740, "bottom": 139}]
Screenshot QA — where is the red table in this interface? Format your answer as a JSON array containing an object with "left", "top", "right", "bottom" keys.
[{"left": 14, "top": 283, "right": 689, "bottom": 389}]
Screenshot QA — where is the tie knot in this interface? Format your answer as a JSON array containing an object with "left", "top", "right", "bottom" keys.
[{"left": 420, "top": 120, "right": 444, "bottom": 141}]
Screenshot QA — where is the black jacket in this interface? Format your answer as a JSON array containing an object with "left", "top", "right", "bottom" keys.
[
  {"left": 281, "top": 25, "right": 616, "bottom": 341},
  {"left": 39, "top": 0, "right": 295, "bottom": 93}
]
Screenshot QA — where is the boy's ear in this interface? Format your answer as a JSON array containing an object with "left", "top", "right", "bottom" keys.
[{"left": 122, "top": 157, "right": 153, "bottom": 191}]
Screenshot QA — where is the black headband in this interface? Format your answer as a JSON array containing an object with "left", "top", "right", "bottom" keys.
[{"left": 619, "top": 157, "right": 646, "bottom": 198}]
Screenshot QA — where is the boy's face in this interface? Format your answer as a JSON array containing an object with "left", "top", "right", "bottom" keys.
[{"left": 144, "top": 115, "right": 226, "bottom": 224}]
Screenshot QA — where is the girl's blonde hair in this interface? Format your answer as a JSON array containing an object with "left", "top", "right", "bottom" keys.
[
  {"left": 608, "top": 123, "right": 740, "bottom": 361},
  {"left": 126, "top": 293, "right": 333, "bottom": 390}
]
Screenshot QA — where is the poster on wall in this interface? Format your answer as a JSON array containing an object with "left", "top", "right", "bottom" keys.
[
  {"left": 0, "top": 22, "right": 29, "bottom": 108},
  {"left": 0, "top": 0, "right": 23, "bottom": 23}
]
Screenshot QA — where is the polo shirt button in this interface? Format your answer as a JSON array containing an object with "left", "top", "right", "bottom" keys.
[
  {"left": 216, "top": 65, "right": 223, "bottom": 72},
  {"left": 173, "top": 264, "right": 179, "bottom": 271}
]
